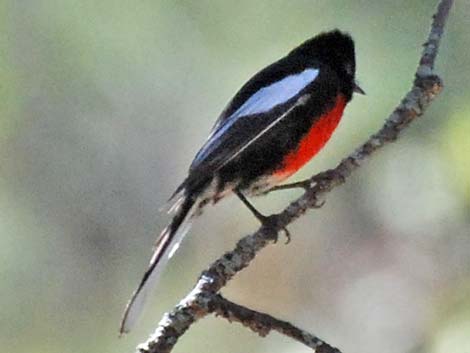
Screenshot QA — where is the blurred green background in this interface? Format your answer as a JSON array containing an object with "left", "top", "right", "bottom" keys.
[{"left": 1, "top": 1, "right": 469, "bottom": 352}]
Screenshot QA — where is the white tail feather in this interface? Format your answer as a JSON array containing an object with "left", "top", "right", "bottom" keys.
[{"left": 120, "top": 197, "right": 195, "bottom": 334}]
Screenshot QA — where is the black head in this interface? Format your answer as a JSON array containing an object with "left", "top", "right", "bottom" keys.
[{"left": 289, "top": 30, "right": 363, "bottom": 100}]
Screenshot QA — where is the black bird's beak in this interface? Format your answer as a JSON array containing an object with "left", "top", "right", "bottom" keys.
[{"left": 353, "top": 82, "right": 366, "bottom": 95}]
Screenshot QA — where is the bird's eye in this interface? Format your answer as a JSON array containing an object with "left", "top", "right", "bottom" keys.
[{"left": 344, "top": 63, "right": 353, "bottom": 76}]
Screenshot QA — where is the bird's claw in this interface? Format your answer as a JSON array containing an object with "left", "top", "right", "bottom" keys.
[
  {"left": 311, "top": 169, "right": 343, "bottom": 186},
  {"left": 267, "top": 169, "right": 343, "bottom": 195},
  {"left": 282, "top": 227, "right": 291, "bottom": 244},
  {"left": 260, "top": 215, "right": 291, "bottom": 244}
]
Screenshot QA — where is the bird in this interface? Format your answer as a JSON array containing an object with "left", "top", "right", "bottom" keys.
[{"left": 120, "top": 29, "right": 364, "bottom": 334}]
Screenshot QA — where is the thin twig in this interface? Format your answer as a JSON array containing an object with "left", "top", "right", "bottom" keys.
[
  {"left": 135, "top": 1, "right": 453, "bottom": 352},
  {"left": 210, "top": 294, "right": 341, "bottom": 353}
]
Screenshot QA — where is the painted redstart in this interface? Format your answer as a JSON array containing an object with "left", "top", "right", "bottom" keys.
[{"left": 120, "top": 29, "right": 364, "bottom": 333}]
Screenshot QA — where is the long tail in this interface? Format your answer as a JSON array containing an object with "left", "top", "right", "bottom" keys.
[{"left": 120, "top": 194, "right": 196, "bottom": 334}]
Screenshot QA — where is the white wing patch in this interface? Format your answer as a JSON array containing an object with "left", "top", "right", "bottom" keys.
[
  {"left": 231, "top": 68, "right": 319, "bottom": 119},
  {"left": 219, "top": 93, "right": 311, "bottom": 169},
  {"left": 192, "top": 68, "right": 319, "bottom": 166}
]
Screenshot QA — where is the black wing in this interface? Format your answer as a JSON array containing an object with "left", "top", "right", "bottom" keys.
[{"left": 189, "top": 61, "right": 322, "bottom": 180}]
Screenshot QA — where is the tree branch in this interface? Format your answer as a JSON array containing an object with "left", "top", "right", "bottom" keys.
[
  {"left": 135, "top": 1, "right": 453, "bottom": 352},
  {"left": 209, "top": 294, "right": 341, "bottom": 353}
]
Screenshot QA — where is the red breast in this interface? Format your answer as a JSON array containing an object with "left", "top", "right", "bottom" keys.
[{"left": 274, "top": 95, "right": 347, "bottom": 180}]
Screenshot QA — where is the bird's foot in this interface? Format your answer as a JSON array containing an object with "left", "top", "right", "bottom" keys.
[
  {"left": 310, "top": 169, "right": 343, "bottom": 185},
  {"left": 267, "top": 169, "right": 343, "bottom": 195},
  {"left": 235, "top": 189, "right": 291, "bottom": 244},
  {"left": 258, "top": 214, "right": 291, "bottom": 244}
]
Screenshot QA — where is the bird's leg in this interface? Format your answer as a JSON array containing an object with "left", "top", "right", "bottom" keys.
[
  {"left": 235, "top": 189, "right": 267, "bottom": 222},
  {"left": 267, "top": 179, "right": 312, "bottom": 192},
  {"left": 266, "top": 169, "right": 342, "bottom": 194},
  {"left": 234, "top": 189, "right": 291, "bottom": 244}
]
